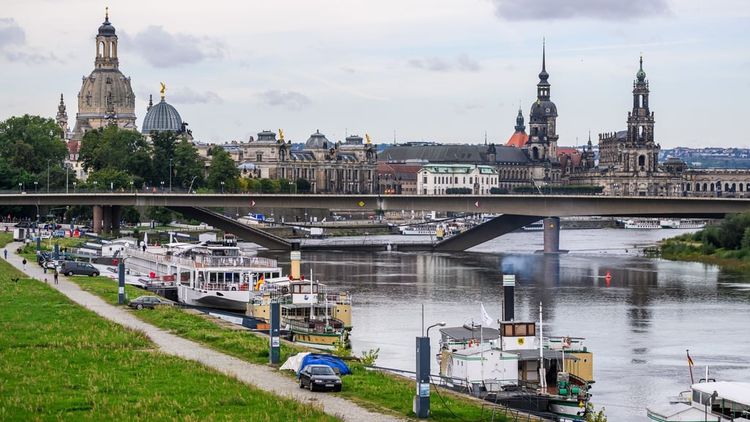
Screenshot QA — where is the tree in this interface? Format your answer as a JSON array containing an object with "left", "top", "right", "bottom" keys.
[
  {"left": 206, "top": 148, "right": 239, "bottom": 192},
  {"left": 0, "top": 115, "right": 67, "bottom": 175},
  {"left": 78, "top": 126, "right": 152, "bottom": 183},
  {"left": 296, "top": 178, "right": 312, "bottom": 193},
  {"left": 259, "top": 178, "right": 277, "bottom": 193},
  {"left": 150, "top": 131, "right": 177, "bottom": 187},
  {"left": 147, "top": 207, "right": 173, "bottom": 226},
  {"left": 85, "top": 168, "right": 134, "bottom": 191},
  {"left": 172, "top": 138, "right": 205, "bottom": 190}
]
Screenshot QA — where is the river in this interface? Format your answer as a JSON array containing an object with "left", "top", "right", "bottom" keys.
[{"left": 258, "top": 228, "right": 750, "bottom": 421}]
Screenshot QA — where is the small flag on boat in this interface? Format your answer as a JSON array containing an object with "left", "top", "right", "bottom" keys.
[
  {"left": 480, "top": 303, "right": 494, "bottom": 327},
  {"left": 687, "top": 350, "right": 694, "bottom": 367},
  {"left": 254, "top": 274, "right": 265, "bottom": 291}
]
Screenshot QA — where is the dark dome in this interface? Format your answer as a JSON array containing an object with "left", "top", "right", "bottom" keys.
[
  {"left": 98, "top": 17, "right": 116, "bottom": 36},
  {"left": 142, "top": 99, "right": 183, "bottom": 134},
  {"left": 305, "top": 130, "right": 330, "bottom": 149},
  {"left": 530, "top": 100, "right": 557, "bottom": 119}
]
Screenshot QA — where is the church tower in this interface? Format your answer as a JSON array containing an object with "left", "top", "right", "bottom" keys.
[
  {"left": 627, "top": 56, "right": 655, "bottom": 146},
  {"left": 525, "top": 40, "right": 558, "bottom": 163},
  {"left": 72, "top": 9, "right": 136, "bottom": 141},
  {"left": 55, "top": 94, "right": 68, "bottom": 139}
]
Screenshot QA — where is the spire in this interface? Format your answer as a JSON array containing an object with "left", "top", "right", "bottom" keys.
[
  {"left": 587, "top": 130, "right": 592, "bottom": 149},
  {"left": 636, "top": 54, "right": 646, "bottom": 82},
  {"left": 538, "top": 38, "right": 549, "bottom": 82},
  {"left": 514, "top": 107, "right": 525, "bottom": 132},
  {"left": 147, "top": 94, "right": 153, "bottom": 111},
  {"left": 105, "top": 6, "right": 109, "bottom": 23}
]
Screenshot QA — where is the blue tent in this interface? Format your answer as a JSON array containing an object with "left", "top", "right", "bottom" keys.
[{"left": 299, "top": 354, "right": 351, "bottom": 376}]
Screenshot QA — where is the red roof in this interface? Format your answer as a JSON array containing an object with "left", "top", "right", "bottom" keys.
[
  {"left": 506, "top": 131, "right": 528, "bottom": 148},
  {"left": 557, "top": 147, "right": 582, "bottom": 168}
]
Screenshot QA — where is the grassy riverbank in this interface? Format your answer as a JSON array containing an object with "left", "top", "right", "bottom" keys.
[
  {"left": 70, "top": 276, "right": 512, "bottom": 421},
  {"left": 0, "top": 249, "right": 336, "bottom": 420},
  {"left": 660, "top": 213, "right": 750, "bottom": 272}
]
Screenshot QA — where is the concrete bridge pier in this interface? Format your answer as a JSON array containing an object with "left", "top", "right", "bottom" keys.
[
  {"left": 102, "top": 206, "right": 113, "bottom": 234},
  {"left": 543, "top": 217, "right": 561, "bottom": 254},
  {"left": 93, "top": 205, "right": 103, "bottom": 233},
  {"left": 111, "top": 205, "right": 122, "bottom": 234}
]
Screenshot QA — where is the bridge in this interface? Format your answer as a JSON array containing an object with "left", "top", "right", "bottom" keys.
[{"left": 2, "top": 193, "right": 746, "bottom": 252}]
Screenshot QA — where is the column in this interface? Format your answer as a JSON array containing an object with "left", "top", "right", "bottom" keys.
[
  {"left": 102, "top": 206, "right": 113, "bottom": 234},
  {"left": 111, "top": 205, "right": 122, "bottom": 234},
  {"left": 93, "top": 205, "right": 103, "bottom": 233},
  {"left": 543, "top": 217, "right": 560, "bottom": 254}
]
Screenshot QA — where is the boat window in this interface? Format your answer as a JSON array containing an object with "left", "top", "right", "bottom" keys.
[
  {"left": 527, "top": 324, "right": 536, "bottom": 336},
  {"left": 217, "top": 273, "right": 225, "bottom": 283},
  {"left": 503, "top": 324, "right": 513, "bottom": 336},
  {"left": 209, "top": 272, "right": 217, "bottom": 283},
  {"left": 516, "top": 324, "right": 528, "bottom": 336}
]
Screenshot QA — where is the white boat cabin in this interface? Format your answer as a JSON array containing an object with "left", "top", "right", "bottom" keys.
[
  {"left": 444, "top": 343, "right": 519, "bottom": 392},
  {"left": 647, "top": 381, "right": 750, "bottom": 422}
]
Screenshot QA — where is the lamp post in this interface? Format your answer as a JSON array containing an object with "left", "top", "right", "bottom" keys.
[
  {"left": 160, "top": 181, "right": 164, "bottom": 192},
  {"left": 47, "top": 159, "right": 51, "bottom": 193},
  {"left": 221, "top": 181, "right": 225, "bottom": 194},
  {"left": 65, "top": 165, "right": 69, "bottom": 194},
  {"left": 73, "top": 181, "right": 77, "bottom": 193},
  {"left": 415, "top": 320, "right": 446, "bottom": 418},
  {"left": 34, "top": 181, "right": 38, "bottom": 193},
  {"left": 130, "top": 180, "right": 134, "bottom": 193},
  {"left": 188, "top": 175, "right": 198, "bottom": 194},
  {"left": 169, "top": 158, "right": 173, "bottom": 192},
  {"left": 18, "top": 182, "right": 22, "bottom": 193},
  {"left": 93, "top": 181, "right": 98, "bottom": 192}
]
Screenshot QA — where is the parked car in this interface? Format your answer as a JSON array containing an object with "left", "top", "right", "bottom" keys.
[
  {"left": 52, "top": 230, "right": 66, "bottom": 238},
  {"left": 298, "top": 365, "right": 342, "bottom": 392},
  {"left": 57, "top": 261, "right": 99, "bottom": 277},
  {"left": 128, "top": 296, "right": 175, "bottom": 310}
]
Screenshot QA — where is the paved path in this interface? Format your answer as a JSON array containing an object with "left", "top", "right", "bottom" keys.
[{"left": 4, "top": 243, "right": 401, "bottom": 422}]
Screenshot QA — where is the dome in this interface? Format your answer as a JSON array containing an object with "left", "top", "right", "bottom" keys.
[
  {"left": 142, "top": 98, "right": 183, "bottom": 134},
  {"left": 636, "top": 56, "right": 646, "bottom": 82},
  {"left": 98, "top": 16, "right": 116, "bottom": 36},
  {"left": 530, "top": 100, "right": 557, "bottom": 119},
  {"left": 77, "top": 69, "right": 136, "bottom": 117},
  {"left": 305, "top": 130, "right": 330, "bottom": 149}
]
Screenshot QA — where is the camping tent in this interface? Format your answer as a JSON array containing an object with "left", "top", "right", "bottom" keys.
[{"left": 281, "top": 352, "right": 351, "bottom": 375}]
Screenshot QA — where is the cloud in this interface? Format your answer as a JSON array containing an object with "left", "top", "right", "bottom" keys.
[
  {"left": 168, "top": 87, "right": 223, "bottom": 104},
  {"left": 127, "top": 26, "right": 224, "bottom": 68},
  {"left": 491, "top": 0, "right": 671, "bottom": 20},
  {"left": 258, "top": 90, "right": 311, "bottom": 110},
  {"left": 409, "top": 54, "right": 481, "bottom": 72},
  {"left": 0, "top": 18, "right": 60, "bottom": 64}
]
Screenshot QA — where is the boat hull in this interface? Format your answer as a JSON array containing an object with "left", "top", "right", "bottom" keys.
[
  {"left": 178, "top": 285, "right": 251, "bottom": 312},
  {"left": 548, "top": 398, "right": 587, "bottom": 421}
]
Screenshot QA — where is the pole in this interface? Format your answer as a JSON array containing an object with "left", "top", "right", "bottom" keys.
[
  {"left": 117, "top": 261, "right": 125, "bottom": 304},
  {"left": 169, "top": 158, "right": 173, "bottom": 192},
  {"left": 539, "top": 301, "right": 546, "bottom": 389},
  {"left": 66, "top": 166, "right": 69, "bottom": 194},
  {"left": 47, "top": 159, "right": 50, "bottom": 193},
  {"left": 270, "top": 301, "right": 280, "bottom": 364},
  {"left": 415, "top": 335, "right": 430, "bottom": 418},
  {"left": 687, "top": 349, "right": 695, "bottom": 385}
]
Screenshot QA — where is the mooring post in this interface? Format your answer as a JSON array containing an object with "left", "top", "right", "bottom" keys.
[
  {"left": 543, "top": 217, "right": 560, "bottom": 254},
  {"left": 270, "top": 301, "right": 280, "bottom": 364},
  {"left": 117, "top": 261, "right": 125, "bottom": 304}
]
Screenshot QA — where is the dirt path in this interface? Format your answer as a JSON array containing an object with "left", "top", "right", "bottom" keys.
[{"left": 5, "top": 242, "right": 401, "bottom": 422}]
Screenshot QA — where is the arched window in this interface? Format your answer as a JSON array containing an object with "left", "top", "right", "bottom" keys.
[
  {"left": 532, "top": 147, "right": 539, "bottom": 160},
  {"left": 695, "top": 183, "right": 700, "bottom": 192},
  {"left": 710, "top": 183, "right": 715, "bottom": 192},
  {"left": 725, "top": 183, "right": 730, "bottom": 191},
  {"left": 703, "top": 183, "right": 708, "bottom": 192},
  {"left": 638, "top": 155, "right": 646, "bottom": 167},
  {"left": 732, "top": 183, "right": 736, "bottom": 192}
]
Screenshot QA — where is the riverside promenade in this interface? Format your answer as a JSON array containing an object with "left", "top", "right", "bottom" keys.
[{"left": 5, "top": 242, "right": 401, "bottom": 422}]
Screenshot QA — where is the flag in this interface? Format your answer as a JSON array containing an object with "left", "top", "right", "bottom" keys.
[
  {"left": 687, "top": 350, "right": 694, "bottom": 367},
  {"left": 480, "top": 303, "right": 494, "bottom": 327}
]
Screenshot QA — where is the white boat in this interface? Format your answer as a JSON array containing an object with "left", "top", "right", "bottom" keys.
[
  {"left": 124, "top": 235, "right": 282, "bottom": 311},
  {"left": 646, "top": 381, "right": 750, "bottom": 421},
  {"left": 399, "top": 224, "right": 437, "bottom": 236},
  {"left": 660, "top": 219, "right": 708, "bottom": 229},
  {"left": 621, "top": 218, "right": 661, "bottom": 229},
  {"left": 523, "top": 221, "right": 544, "bottom": 231}
]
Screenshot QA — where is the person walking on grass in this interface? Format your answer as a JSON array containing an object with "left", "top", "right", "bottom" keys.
[
  {"left": 22, "top": 258, "right": 27, "bottom": 271},
  {"left": 3, "top": 248, "right": 7, "bottom": 260},
  {"left": 54, "top": 269, "right": 59, "bottom": 285}
]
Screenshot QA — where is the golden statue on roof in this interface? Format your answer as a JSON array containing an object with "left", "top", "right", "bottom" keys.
[
  {"left": 278, "top": 129, "right": 285, "bottom": 141},
  {"left": 160, "top": 82, "right": 166, "bottom": 99},
  {"left": 365, "top": 133, "right": 372, "bottom": 144}
]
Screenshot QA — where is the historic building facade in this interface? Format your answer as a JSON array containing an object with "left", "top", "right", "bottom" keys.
[
  {"left": 71, "top": 11, "right": 137, "bottom": 141},
  {"left": 571, "top": 57, "right": 686, "bottom": 196},
  {"left": 417, "top": 164, "right": 498, "bottom": 195}
]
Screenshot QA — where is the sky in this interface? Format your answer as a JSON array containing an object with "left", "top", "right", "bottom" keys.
[{"left": 1, "top": 0, "right": 749, "bottom": 148}]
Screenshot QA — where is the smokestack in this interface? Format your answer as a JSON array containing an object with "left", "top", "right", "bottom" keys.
[
  {"left": 503, "top": 274, "right": 515, "bottom": 322},
  {"left": 290, "top": 242, "right": 301, "bottom": 280}
]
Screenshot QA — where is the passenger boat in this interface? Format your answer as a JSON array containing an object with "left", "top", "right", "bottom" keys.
[
  {"left": 523, "top": 221, "right": 544, "bottom": 231},
  {"left": 124, "top": 234, "right": 282, "bottom": 312},
  {"left": 437, "top": 277, "right": 594, "bottom": 421},
  {"left": 646, "top": 381, "right": 750, "bottom": 421},
  {"left": 659, "top": 219, "right": 708, "bottom": 229},
  {"left": 620, "top": 218, "right": 661, "bottom": 229},
  {"left": 399, "top": 224, "right": 437, "bottom": 236},
  {"left": 248, "top": 248, "right": 352, "bottom": 350}
]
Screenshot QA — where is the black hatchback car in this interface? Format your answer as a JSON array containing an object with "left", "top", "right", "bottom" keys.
[{"left": 298, "top": 364, "right": 342, "bottom": 392}]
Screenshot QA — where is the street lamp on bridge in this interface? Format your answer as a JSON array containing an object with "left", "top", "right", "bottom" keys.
[
  {"left": 221, "top": 181, "right": 225, "bottom": 194},
  {"left": 34, "top": 181, "right": 38, "bottom": 193}
]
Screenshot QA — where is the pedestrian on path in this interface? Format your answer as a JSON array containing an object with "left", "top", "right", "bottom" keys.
[
  {"left": 54, "top": 269, "right": 59, "bottom": 285},
  {"left": 3, "top": 248, "right": 7, "bottom": 260},
  {"left": 22, "top": 258, "right": 27, "bottom": 271}
]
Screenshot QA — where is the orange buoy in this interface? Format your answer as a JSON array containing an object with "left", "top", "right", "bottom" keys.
[{"left": 605, "top": 271, "right": 612, "bottom": 287}]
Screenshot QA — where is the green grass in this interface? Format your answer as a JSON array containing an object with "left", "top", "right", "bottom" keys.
[
  {"left": 0, "top": 256, "right": 338, "bottom": 421},
  {"left": 70, "top": 277, "right": 510, "bottom": 421},
  {"left": 660, "top": 237, "right": 750, "bottom": 272}
]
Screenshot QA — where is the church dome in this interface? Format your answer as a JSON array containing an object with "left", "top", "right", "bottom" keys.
[
  {"left": 76, "top": 68, "right": 136, "bottom": 121},
  {"left": 142, "top": 98, "right": 183, "bottom": 134},
  {"left": 98, "top": 16, "right": 116, "bottom": 36},
  {"left": 305, "top": 130, "right": 330, "bottom": 149},
  {"left": 530, "top": 100, "right": 557, "bottom": 119}
]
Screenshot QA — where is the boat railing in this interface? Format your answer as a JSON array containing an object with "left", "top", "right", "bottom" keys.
[
  {"left": 193, "top": 255, "right": 277, "bottom": 268},
  {"left": 194, "top": 282, "right": 251, "bottom": 292},
  {"left": 125, "top": 247, "right": 197, "bottom": 268}
]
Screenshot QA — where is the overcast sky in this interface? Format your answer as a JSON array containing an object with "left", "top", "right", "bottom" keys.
[{"left": 1, "top": 0, "right": 748, "bottom": 148}]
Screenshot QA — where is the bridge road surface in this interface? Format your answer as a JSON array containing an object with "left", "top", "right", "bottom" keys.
[{"left": 4, "top": 242, "right": 402, "bottom": 422}]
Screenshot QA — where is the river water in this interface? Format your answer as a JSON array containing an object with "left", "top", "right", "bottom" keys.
[{"left": 259, "top": 228, "right": 750, "bottom": 421}]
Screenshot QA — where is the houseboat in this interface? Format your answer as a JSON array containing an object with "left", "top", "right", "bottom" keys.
[{"left": 646, "top": 381, "right": 750, "bottom": 421}]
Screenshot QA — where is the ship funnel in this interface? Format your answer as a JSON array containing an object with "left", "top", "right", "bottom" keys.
[
  {"left": 503, "top": 274, "right": 515, "bottom": 321},
  {"left": 290, "top": 242, "right": 301, "bottom": 280}
]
